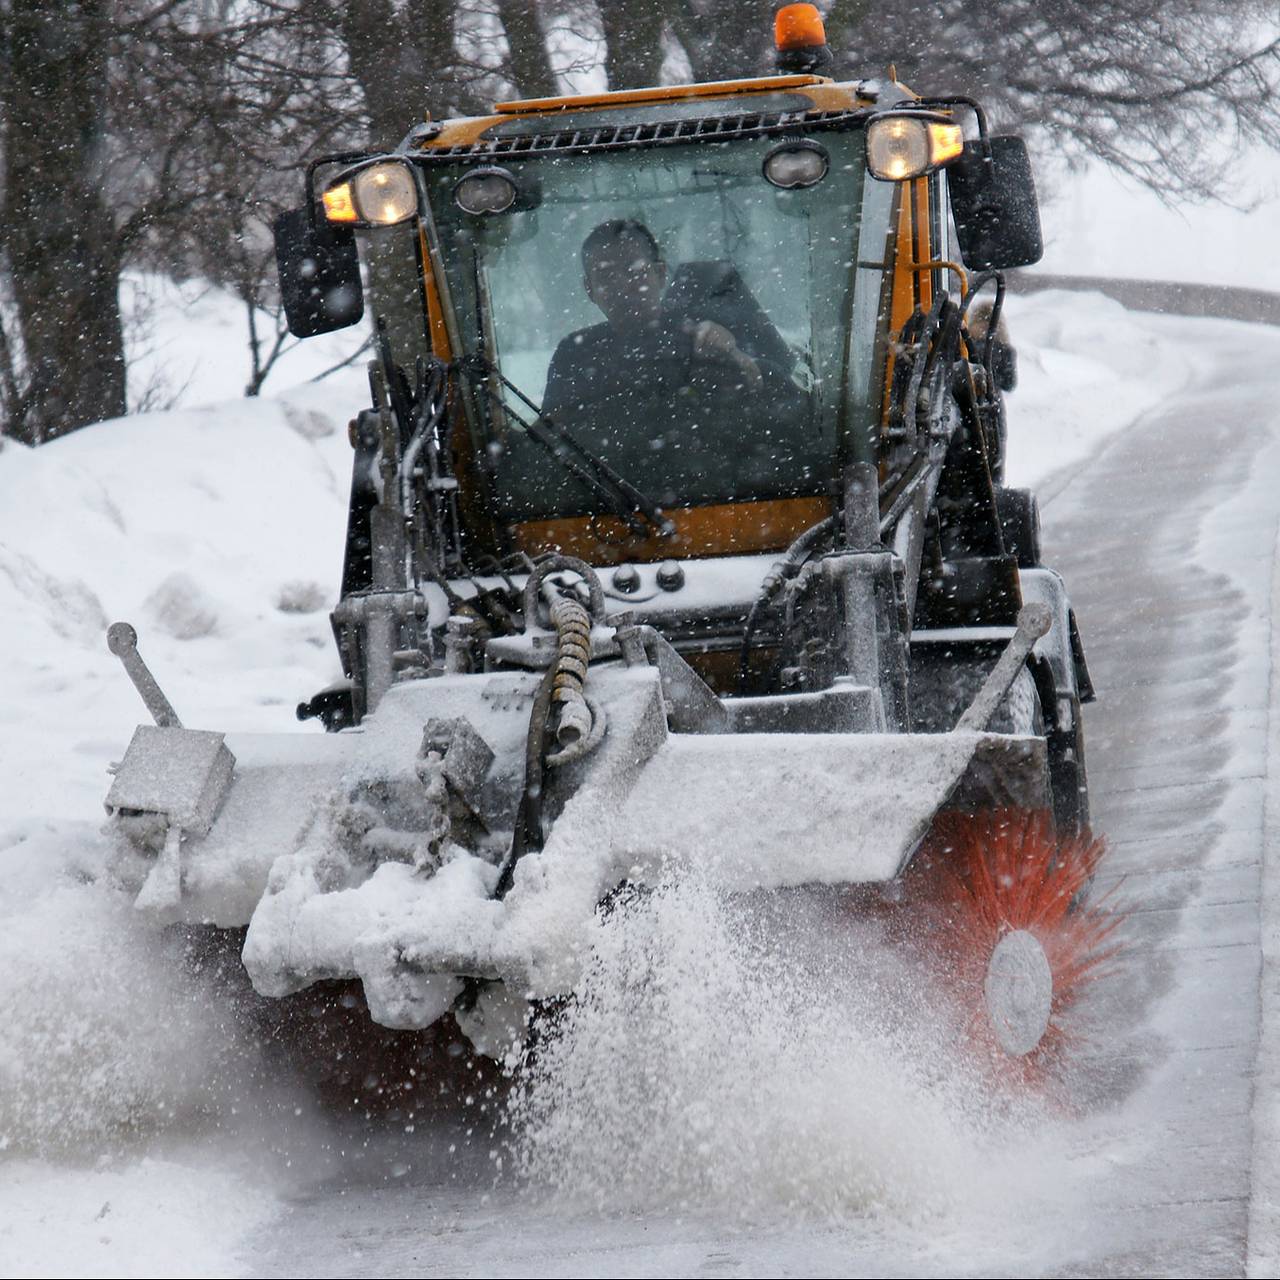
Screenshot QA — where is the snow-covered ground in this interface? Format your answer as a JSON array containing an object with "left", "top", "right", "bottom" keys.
[
  {"left": 121, "top": 273, "right": 367, "bottom": 415},
  {"left": 0, "top": 287, "right": 1220, "bottom": 1275}
]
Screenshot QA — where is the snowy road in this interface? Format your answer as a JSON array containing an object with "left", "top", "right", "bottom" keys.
[
  {"left": 3, "top": 302, "right": 1279, "bottom": 1278},
  {"left": 233, "top": 314, "right": 1280, "bottom": 1278},
  {"left": 1038, "top": 314, "right": 1280, "bottom": 1276}
]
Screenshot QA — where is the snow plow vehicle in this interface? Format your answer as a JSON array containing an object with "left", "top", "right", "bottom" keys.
[{"left": 105, "top": 6, "right": 1109, "bottom": 1066}]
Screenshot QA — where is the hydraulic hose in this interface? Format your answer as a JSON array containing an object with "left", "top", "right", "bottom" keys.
[
  {"left": 494, "top": 556, "right": 610, "bottom": 899},
  {"left": 737, "top": 514, "right": 839, "bottom": 692},
  {"left": 548, "top": 592, "right": 593, "bottom": 748}
]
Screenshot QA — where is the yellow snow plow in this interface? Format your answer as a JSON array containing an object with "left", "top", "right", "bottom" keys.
[{"left": 105, "top": 6, "right": 1107, "bottom": 1066}]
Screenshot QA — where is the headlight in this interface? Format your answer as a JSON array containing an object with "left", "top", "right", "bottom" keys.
[
  {"left": 866, "top": 115, "right": 964, "bottom": 181},
  {"left": 352, "top": 162, "right": 417, "bottom": 224},
  {"left": 762, "top": 140, "right": 830, "bottom": 190},
  {"left": 321, "top": 160, "right": 417, "bottom": 227},
  {"left": 454, "top": 167, "right": 519, "bottom": 216}
]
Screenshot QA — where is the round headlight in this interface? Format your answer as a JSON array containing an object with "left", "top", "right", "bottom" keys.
[
  {"left": 762, "top": 140, "right": 830, "bottom": 190},
  {"left": 350, "top": 162, "right": 417, "bottom": 225},
  {"left": 866, "top": 117, "right": 932, "bottom": 181},
  {"left": 454, "top": 167, "right": 519, "bottom": 216}
]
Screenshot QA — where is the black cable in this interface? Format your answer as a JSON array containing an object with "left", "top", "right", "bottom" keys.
[
  {"left": 959, "top": 270, "right": 1007, "bottom": 391},
  {"left": 493, "top": 662, "right": 558, "bottom": 900}
]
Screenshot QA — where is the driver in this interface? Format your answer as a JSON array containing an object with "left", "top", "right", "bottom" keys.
[{"left": 541, "top": 219, "right": 795, "bottom": 425}]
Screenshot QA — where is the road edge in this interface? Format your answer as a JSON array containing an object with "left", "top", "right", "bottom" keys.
[{"left": 1247, "top": 514, "right": 1280, "bottom": 1277}]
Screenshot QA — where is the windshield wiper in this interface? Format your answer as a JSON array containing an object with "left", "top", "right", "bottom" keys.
[{"left": 460, "top": 355, "right": 675, "bottom": 540}]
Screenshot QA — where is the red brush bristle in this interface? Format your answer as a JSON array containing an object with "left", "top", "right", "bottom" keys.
[{"left": 905, "top": 809, "right": 1122, "bottom": 1086}]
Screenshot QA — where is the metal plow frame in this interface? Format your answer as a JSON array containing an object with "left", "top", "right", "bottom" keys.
[{"left": 103, "top": 601, "right": 1053, "bottom": 1038}]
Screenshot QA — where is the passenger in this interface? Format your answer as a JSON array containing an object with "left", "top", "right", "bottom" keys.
[{"left": 541, "top": 219, "right": 799, "bottom": 428}]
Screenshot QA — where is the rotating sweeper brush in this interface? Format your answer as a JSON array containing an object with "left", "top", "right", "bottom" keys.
[{"left": 102, "top": 5, "right": 1115, "bottom": 1075}]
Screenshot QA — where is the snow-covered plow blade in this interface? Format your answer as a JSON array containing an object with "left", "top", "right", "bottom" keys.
[{"left": 104, "top": 604, "right": 1051, "bottom": 1040}]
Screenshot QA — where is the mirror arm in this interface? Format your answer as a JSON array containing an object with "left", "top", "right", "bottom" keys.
[{"left": 959, "top": 270, "right": 1007, "bottom": 387}]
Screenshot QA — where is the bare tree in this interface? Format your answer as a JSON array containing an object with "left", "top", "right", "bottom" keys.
[
  {"left": 587, "top": 1, "right": 1280, "bottom": 200},
  {"left": 825, "top": 1, "right": 1280, "bottom": 200},
  {"left": 0, "top": 0, "right": 340, "bottom": 442},
  {"left": 1, "top": 0, "right": 126, "bottom": 442}
]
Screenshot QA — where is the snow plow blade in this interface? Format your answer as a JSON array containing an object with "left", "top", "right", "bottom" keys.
[
  {"left": 613, "top": 731, "right": 1046, "bottom": 889},
  {"left": 105, "top": 656, "right": 1047, "bottom": 1028}
]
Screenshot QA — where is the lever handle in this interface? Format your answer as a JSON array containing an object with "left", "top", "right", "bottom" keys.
[{"left": 107, "top": 622, "right": 183, "bottom": 729}]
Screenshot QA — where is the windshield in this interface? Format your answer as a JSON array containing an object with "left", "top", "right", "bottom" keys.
[{"left": 425, "top": 127, "right": 892, "bottom": 524}]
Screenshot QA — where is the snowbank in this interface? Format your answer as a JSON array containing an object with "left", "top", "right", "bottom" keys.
[
  {"left": 0, "top": 377, "right": 362, "bottom": 829},
  {"left": 1002, "top": 289, "right": 1194, "bottom": 492},
  {"left": 122, "top": 272, "right": 366, "bottom": 414}
]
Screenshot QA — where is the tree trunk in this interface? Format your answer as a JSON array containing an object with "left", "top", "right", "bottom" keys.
[
  {"left": 337, "top": 0, "right": 417, "bottom": 148},
  {"left": 1, "top": 0, "right": 126, "bottom": 442},
  {"left": 401, "top": 0, "right": 477, "bottom": 117},
  {"left": 600, "top": 0, "right": 671, "bottom": 90},
  {"left": 496, "top": 0, "right": 557, "bottom": 99},
  {"left": 672, "top": 1, "right": 774, "bottom": 84}
]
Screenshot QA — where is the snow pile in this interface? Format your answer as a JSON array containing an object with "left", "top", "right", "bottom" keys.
[
  {"left": 0, "top": 380, "right": 360, "bottom": 830},
  {"left": 1003, "top": 288, "right": 1193, "bottom": 490},
  {"left": 508, "top": 874, "right": 1067, "bottom": 1222}
]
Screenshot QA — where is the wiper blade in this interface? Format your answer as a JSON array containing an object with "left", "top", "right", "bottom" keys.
[{"left": 460, "top": 355, "right": 675, "bottom": 540}]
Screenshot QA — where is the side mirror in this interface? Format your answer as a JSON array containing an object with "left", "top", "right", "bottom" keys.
[
  {"left": 947, "top": 136, "right": 1043, "bottom": 272},
  {"left": 273, "top": 208, "right": 364, "bottom": 338}
]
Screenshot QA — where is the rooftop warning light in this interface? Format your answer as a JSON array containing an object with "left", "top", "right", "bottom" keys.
[{"left": 774, "top": 4, "right": 832, "bottom": 73}]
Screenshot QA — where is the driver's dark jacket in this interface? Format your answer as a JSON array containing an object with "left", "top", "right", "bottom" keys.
[
  {"left": 543, "top": 317, "right": 694, "bottom": 420},
  {"left": 541, "top": 314, "right": 797, "bottom": 428},
  {"left": 532, "top": 307, "right": 808, "bottom": 510}
]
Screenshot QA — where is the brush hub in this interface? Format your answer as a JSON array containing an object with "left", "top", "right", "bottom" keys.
[{"left": 984, "top": 928, "right": 1053, "bottom": 1055}]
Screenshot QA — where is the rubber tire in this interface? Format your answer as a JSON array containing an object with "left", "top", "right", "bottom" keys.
[
  {"left": 995, "top": 486, "right": 1042, "bottom": 569},
  {"left": 1049, "top": 706, "right": 1091, "bottom": 836}
]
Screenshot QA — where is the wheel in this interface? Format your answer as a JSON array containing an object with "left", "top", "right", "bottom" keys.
[
  {"left": 1049, "top": 705, "right": 1091, "bottom": 835},
  {"left": 995, "top": 486, "right": 1041, "bottom": 568}
]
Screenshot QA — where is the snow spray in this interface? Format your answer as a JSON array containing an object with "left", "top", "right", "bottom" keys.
[
  {"left": 506, "top": 870, "right": 1067, "bottom": 1220},
  {"left": 0, "top": 842, "right": 264, "bottom": 1155}
]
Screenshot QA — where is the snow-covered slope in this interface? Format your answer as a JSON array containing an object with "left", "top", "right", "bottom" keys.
[
  {"left": 0, "top": 378, "right": 361, "bottom": 825},
  {"left": 122, "top": 272, "right": 366, "bottom": 414},
  {"left": 0, "top": 292, "right": 1199, "bottom": 1275}
]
